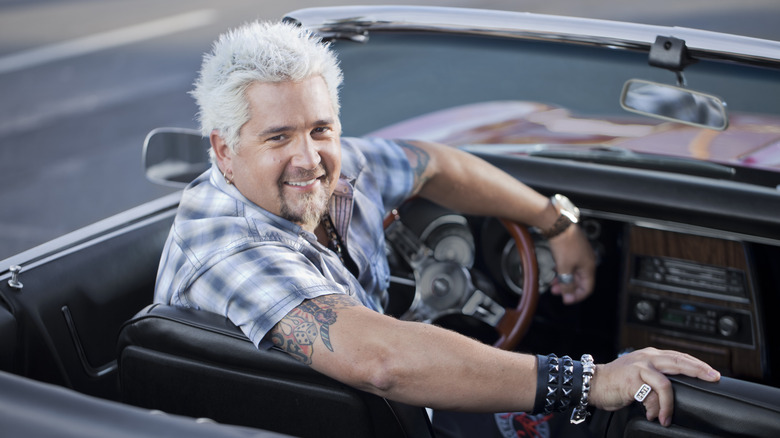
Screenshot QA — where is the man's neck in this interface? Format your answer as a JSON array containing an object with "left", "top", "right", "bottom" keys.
[{"left": 313, "top": 222, "right": 329, "bottom": 247}]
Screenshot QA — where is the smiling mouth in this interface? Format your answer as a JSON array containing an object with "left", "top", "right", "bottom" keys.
[
  {"left": 284, "top": 173, "right": 327, "bottom": 189},
  {"left": 285, "top": 177, "right": 319, "bottom": 187},
  {"left": 282, "top": 165, "right": 329, "bottom": 190}
]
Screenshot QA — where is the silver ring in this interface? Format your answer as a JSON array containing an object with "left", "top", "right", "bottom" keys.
[
  {"left": 634, "top": 383, "right": 652, "bottom": 402},
  {"left": 557, "top": 273, "right": 574, "bottom": 284}
]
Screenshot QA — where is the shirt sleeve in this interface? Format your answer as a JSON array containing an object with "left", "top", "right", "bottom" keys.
[
  {"left": 341, "top": 137, "right": 415, "bottom": 213},
  {"left": 186, "top": 243, "right": 349, "bottom": 349}
]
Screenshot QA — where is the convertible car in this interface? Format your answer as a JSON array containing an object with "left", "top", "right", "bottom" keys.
[{"left": 2, "top": 5, "right": 780, "bottom": 438}]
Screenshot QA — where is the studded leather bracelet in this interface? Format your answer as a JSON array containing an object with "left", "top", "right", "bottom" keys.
[{"left": 533, "top": 354, "right": 584, "bottom": 415}]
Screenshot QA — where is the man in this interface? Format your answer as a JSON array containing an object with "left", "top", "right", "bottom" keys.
[{"left": 155, "top": 20, "right": 719, "bottom": 433}]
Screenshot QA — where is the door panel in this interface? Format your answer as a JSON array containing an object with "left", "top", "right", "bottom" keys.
[
  {"left": 0, "top": 303, "right": 16, "bottom": 372},
  {"left": 0, "top": 195, "right": 178, "bottom": 399}
]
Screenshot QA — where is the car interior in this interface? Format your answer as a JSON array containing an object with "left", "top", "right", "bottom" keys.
[{"left": 1, "top": 8, "right": 780, "bottom": 438}]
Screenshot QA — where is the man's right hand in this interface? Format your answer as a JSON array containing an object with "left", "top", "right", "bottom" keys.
[{"left": 589, "top": 347, "right": 721, "bottom": 427}]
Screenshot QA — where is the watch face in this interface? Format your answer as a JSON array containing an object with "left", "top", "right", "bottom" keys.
[{"left": 554, "top": 194, "right": 580, "bottom": 223}]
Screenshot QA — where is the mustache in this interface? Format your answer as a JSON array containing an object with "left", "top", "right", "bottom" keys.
[{"left": 280, "top": 164, "right": 329, "bottom": 183}]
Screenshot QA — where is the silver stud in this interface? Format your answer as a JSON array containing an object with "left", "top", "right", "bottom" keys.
[{"left": 8, "top": 265, "right": 23, "bottom": 290}]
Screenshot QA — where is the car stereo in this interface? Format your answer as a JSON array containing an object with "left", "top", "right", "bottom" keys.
[
  {"left": 626, "top": 289, "right": 754, "bottom": 347},
  {"left": 620, "top": 225, "right": 764, "bottom": 380}
]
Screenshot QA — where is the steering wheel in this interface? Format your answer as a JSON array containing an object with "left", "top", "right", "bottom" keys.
[{"left": 384, "top": 210, "right": 539, "bottom": 351}]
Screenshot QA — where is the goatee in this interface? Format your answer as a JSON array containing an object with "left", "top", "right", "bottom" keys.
[{"left": 278, "top": 166, "right": 331, "bottom": 229}]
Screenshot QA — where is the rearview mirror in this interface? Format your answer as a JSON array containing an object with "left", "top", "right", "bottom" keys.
[
  {"left": 143, "top": 127, "right": 211, "bottom": 188},
  {"left": 620, "top": 79, "right": 728, "bottom": 130}
]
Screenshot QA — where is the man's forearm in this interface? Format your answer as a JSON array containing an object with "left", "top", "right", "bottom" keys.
[
  {"left": 301, "top": 299, "right": 537, "bottom": 412},
  {"left": 405, "top": 140, "right": 559, "bottom": 229},
  {"left": 367, "top": 319, "right": 538, "bottom": 412}
]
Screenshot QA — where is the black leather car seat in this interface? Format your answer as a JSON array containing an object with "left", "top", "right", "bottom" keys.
[{"left": 117, "top": 304, "right": 435, "bottom": 438}]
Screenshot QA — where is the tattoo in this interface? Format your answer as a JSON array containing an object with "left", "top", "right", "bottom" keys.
[
  {"left": 269, "top": 294, "right": 360, "bottom": 365},
  {"left": 397, "top": 140, "right": 431, "bottom": 193},
  {"left": 299, "top": 300, "right": 337, "bottom": 351}
]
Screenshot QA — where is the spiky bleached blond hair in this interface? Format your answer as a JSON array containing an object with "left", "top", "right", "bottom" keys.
[{"left": 191, "top": 20, "right": 343, "bottom": 156}]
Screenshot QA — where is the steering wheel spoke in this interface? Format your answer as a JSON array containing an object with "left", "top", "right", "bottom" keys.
[
  {"left": 385, "top": 218, "right": 432, "bottom": 269},
  {"left": 462, "top": 288, "right": 506, "bottom": 327}
]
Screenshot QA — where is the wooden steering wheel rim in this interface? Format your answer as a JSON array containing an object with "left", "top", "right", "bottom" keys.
[{"left": 493, "top": 219, "right": 539, "bottom": 350}]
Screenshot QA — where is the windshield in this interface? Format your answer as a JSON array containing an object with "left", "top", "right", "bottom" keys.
[{"left": 333, "top": 32, "right": 780, "bottom": 183}]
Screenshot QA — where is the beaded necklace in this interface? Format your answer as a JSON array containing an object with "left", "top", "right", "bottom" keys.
[
  {"left": 321, "top": 213, "right": 359, "bottom": 277},
  {"left": 321, "top": 213, "right": 345, "bottom": 264}
]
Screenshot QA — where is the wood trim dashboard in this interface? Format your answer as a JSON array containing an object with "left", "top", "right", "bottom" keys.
[{"left": 620, "top": 225, "right": 764, "bottom": 380}]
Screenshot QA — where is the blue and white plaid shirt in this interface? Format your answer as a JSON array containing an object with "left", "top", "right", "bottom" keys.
[{"left": 154, "top": 137, "right": 414, "bottom": 348}]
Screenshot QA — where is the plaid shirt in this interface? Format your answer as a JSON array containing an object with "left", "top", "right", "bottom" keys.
[{"left": 154, "top": 137, "right": 414, "bottom": 348}]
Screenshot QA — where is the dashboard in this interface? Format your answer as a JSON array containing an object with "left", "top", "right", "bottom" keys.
[{"left": 386, "top": 198, "right": 778, "bottom": 386}]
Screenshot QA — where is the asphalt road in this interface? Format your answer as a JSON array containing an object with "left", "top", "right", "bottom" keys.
[{"left": 1, "top": 0, "right": 779, "bottom": 260}]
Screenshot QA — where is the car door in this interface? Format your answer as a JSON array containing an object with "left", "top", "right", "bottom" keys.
[{"left": 0, "top": 192, "right": 179, "bottom": 399}]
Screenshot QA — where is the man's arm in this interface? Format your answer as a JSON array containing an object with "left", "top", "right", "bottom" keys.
[
  {"left": 268, "top": 294, "right": 720, "bottom": 424},
  {"left": 269, "top": 293, "right": 536, "bottom": 412},
  {"left": 397, "top": 139, "right": 595, "bottom": 304}
]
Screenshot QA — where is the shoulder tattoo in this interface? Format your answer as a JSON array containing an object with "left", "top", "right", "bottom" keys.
[
  {"left": 397, "top": 140, "right": 431, "bottom": 192},
  {"left": 269, "top": 294, "right": 361, "bottom": 365}
]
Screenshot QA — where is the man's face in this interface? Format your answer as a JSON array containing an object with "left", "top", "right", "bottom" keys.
[{"left": 215, "top": 76, "right": 341, "bottom": 231}]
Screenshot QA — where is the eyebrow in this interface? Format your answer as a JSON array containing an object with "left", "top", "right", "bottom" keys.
[
  {"left": 259, "top": 125, "right": 293, "bottom": 137},
  {"left": 257, "top": 119, "right": 336, "bottom": 137}
]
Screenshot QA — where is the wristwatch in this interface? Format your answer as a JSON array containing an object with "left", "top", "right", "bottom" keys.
[{"left": 541, "top": 194, "right": 580, "bottom": 239}]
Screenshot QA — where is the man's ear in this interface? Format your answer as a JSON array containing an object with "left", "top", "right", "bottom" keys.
[{"left": 210, "top": 130, "right": 232, "bottom": 170}]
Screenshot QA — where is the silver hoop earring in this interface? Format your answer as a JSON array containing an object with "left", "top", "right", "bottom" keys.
[{"left": 223, "top": 170, "right": 233, "bottom": 185}]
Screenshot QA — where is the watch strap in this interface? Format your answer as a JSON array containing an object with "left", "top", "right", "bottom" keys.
[{"left": 541, "top": 214, "right": 573, "bottom": 239}]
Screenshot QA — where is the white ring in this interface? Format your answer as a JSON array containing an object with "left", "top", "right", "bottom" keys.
[
  {"left": 557, "top": 273, "right": 574, "bottom": 284},
  {"left": 634, "top": 383, "right": 652, "bottom": 402}
]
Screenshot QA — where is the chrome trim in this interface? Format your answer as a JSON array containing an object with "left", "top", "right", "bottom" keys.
[
  {"left": 142, "top": 126, "right": 205, "bottom": 189},
  {"left": 580, "top": 208, "right": 780, "bottom": 247},
  {"left": 285, "top": 6, "right": 780, "bottom": 69},
  {"left": 419, "top": 214, "right": 468, "bottom": 242},
  {"left": 389, "top": 274, "right": 415, "bottom": 288},
  {"left": 462, "top": 288, "right": 506, "bottom": 327},
  {"left": 630, "top": 278, "right": 749, "bottom": 304},
  {"left": 62, "top": 305, "right": 118, "bottom": 378},
  {"left": 0, "top": 191, "right": 181, "bottom": 270}
]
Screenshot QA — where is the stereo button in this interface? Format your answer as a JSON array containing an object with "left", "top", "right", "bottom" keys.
[
  {"left": 635, "top": 300, "right": 656, "bottom": 322},
  {"left": 718, "top": 315, "right": 739, "bottom": 337}
]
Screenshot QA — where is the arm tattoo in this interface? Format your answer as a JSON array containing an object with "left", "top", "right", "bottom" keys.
[
  {"left": 396, "top": 140, "right": 431, "bottom": 193},
  {"left": 269, "top": 294, "right": 361, "bottom": 365}
]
